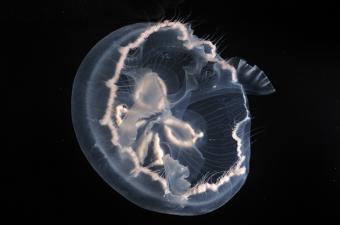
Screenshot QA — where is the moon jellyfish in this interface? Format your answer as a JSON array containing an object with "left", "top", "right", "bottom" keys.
[{"left": 71, "top": 21, "right": 275, "bottom": 215}]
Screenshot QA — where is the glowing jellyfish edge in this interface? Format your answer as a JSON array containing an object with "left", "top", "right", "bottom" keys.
[{"left": 71, "top": 20, "right": 275, "bottom": 215}]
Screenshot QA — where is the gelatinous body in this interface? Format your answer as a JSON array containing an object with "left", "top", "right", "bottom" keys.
[{"left": 71, "top": 21, "right": 275, "bottom": 215}]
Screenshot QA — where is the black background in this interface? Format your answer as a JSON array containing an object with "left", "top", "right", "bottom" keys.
[{"left": 8, "top": 0, "right": 338, "bottom": 224}]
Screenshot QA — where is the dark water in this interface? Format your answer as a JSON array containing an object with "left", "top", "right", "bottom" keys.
[{"left": 7, "top": 0, "right": 338, "bottom": 224}]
